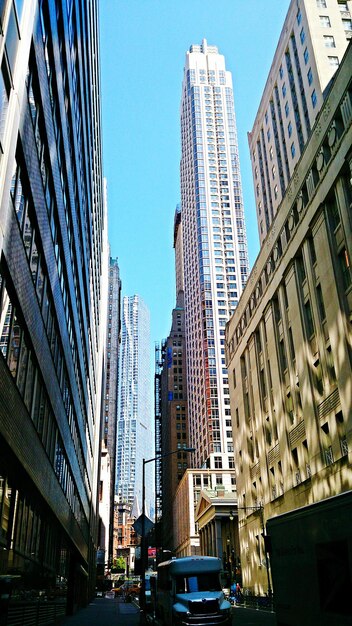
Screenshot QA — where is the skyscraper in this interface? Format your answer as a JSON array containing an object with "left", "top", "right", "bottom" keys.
[
  {"left": 249, "top": 0, "right": 352, "bottom": 244},
  {"left": 157, "top": 290, "right": 189, "bottom": 552},
  {"left": 180, "top": 39, "right": 249, "bottom": 471},
  {"left": 116, "top": 295, "right": 154, "bottom": 515},
  {"left": 99, "top": 253, "right": 121, "bottom": 567},
  {"left": 0, "top": 0, "right": 108, "bottom": 615}
]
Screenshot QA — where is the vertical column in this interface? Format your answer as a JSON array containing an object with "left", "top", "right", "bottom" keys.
[
  {"left": 215, "top": 519, "right": 223, "bottom": 558},
  {"left": 211, "top": 521, "right": 216, "bottom": 556},
  {"left": 205, "top": 524, "right": 210, "bottom": 555}
]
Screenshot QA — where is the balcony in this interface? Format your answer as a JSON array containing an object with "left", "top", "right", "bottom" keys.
[
  {"left": 324, "top": 446, "right": 334, "bottom": 466},
  {"left": 340, "top": 436, "right": 348, "bottom": 457}
]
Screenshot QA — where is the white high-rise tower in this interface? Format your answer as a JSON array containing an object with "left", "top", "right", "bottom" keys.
[
  {"left": 116, "top": 295, "right": 154, "bottom": 514},
  {"left": 180, "top": 39, "right": 249, "bottom": 471}
]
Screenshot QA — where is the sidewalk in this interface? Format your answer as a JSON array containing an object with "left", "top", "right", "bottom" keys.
[{"left": 60, "top": 596, "right": 140, "bottom": 626}]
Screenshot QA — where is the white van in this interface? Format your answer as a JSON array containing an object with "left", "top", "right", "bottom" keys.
[{"left": 156, "top": 556, "right": 231, "bottom": 626}]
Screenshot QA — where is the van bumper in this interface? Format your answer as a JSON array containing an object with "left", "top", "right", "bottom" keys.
[{"left": 174, "top": 613, "right": 232, "bottom": 626}]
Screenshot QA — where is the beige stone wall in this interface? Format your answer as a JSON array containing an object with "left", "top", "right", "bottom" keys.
[
  {"left": 248, "top": 0, "right": 352, "bottom": 244},
  {"left": 226, "top": 43, "right": 352, "bottom": 594}
]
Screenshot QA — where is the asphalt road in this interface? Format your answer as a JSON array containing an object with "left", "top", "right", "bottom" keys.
[
  {"left": 60, "top": 596, "right": 140, "bottom": 625},
  {"left": 232, "top": 606, "right": 276, "bottom": 625},
  {"left": 59, "top": 596, "right": 277, "bottom": 626}
]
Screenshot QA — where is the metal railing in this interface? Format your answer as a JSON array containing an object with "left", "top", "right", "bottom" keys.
[{"left": 241, "top": 593, "right": 275, "bottom": 612}]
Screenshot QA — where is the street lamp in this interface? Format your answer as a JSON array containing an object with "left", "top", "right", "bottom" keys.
[
  {"left": 230, "top": 505, "right": 272, "bottom": 598},
  {"left": 140, "top": 446, "right": 195, "bottom": 613}
]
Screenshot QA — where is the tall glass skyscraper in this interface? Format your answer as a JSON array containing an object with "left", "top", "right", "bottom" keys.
[
  {"left": 180, "top": 39, "right": 249, "bottom": 471},
  {"left": 0, "top": 0, "right": 107, "bottom": 613},
  {"left": 116, "top": 295, "right": 154, "bottom": 515}
]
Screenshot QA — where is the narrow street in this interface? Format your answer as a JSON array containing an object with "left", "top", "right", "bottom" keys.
[
  {"left": 58, "top": 597, "right": 276, "bottom": 626},
  {"left": 60, "top": 597, "right": 140, "bottom": 626}
]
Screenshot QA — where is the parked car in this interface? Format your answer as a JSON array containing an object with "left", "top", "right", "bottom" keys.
[{"left": 115, "top": 580, "right": 140, "bottom": 599}]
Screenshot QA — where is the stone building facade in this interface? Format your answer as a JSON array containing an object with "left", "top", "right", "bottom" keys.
[{"left": 226, "top": 43, "right": 352, "bottom": 594}]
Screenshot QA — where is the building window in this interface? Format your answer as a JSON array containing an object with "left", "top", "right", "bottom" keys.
[
  {"left": 342, "top": 19, "right": 352, "bottom": 31},
  {"left": 272, "top": 165, "right": 276, "bottom": 179},
  {"left": 304, "top": 299, "right": 315, "bottom": 338},
  {"left": 338, "top": 1, "right": 349, "bottom": 11},
  {"left": 307, "top": 67, "right": 313, "bottom": 85},
  {"left": 304, "top": 47, "right": 309, "bottom": 64},
  {"left": 300, "top": 27, "right": 306, "bottom": 44},
  {"left": 279, "top": 65, "right": 284, "bottom": 79},
  {"left": 316, "top": 0, "right": 327, "bottom": 7},
  {"left": 214, "top": 456, "right": 222, "bottom": 469},
  {"left": 309, "top": 236, "right": 317, "bottom": 265},
  {"left": 297, "top": 9, "right": 302, "bottom": 25},
  {"left": 316, "top": 284, "right": 326, "bottom": 323},
  {"left": 311, "top": 89, "right": 317, "bottom": 108},
  {"left": 291, "top": 142, "right": 296, "bottom": 158},
  {"left": 285, "top": 101, "right": 289, "bottom": 117},
  {"left": 328, "top": 56, "right": 339, "bottom": 67},
  {"left": 328, "top": 195, "right": 341, "bottom": 230},
  {"left": 338, "top": 248, "right": 351, "bottom": 290},
  {"left": 274, "top": 184, "right": 278, "bottom": 199},
  {"left": 282, "top": 82, "right": 287, "bottom": 97},
  {"left": 320, "top": 15, "right": 331, "bottom": 28},
  {"left": 288, "top": 121, "right": 292, "bottom": 137},
  {"left": 286, "top": 392, "right": 294, "bottom": 424},
  {"left": 324, "top": 35, "right": 336, "bottom": 47}
]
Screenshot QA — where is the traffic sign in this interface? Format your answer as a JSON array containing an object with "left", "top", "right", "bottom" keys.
[{"left": 133, "top": 514, "right": 154, "bottom": 536}]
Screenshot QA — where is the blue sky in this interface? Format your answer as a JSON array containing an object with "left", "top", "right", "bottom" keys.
[{"left": 99, "top": 0, "right": 290, "bottom": 344}]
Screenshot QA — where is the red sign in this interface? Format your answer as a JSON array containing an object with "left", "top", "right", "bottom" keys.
[{"left": 148, "top": 548, "right": 156, "bottom": 558}]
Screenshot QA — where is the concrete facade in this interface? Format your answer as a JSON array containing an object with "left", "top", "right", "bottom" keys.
[
  {"left": 226, "top": 42, "right": 352, "bottom": 594},
  {"left": 113, "top": 502, "right": 138, "bottom": 576},
  {"left": 173, "top": 468, "right": 237, "bottom": 557},
  {"left": 180, "top": 39, "right": 249, "bottom": 473},
  {"left": 249, "top": 0, "right": 352, "bottom": 244},
  {"left": 158, "top": 290, "right": 191, "bottom": 552}
]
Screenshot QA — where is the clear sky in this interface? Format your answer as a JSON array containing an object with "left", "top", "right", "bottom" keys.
[{"left": 99, "top": 0, "right": 290, "bottom": 345}]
